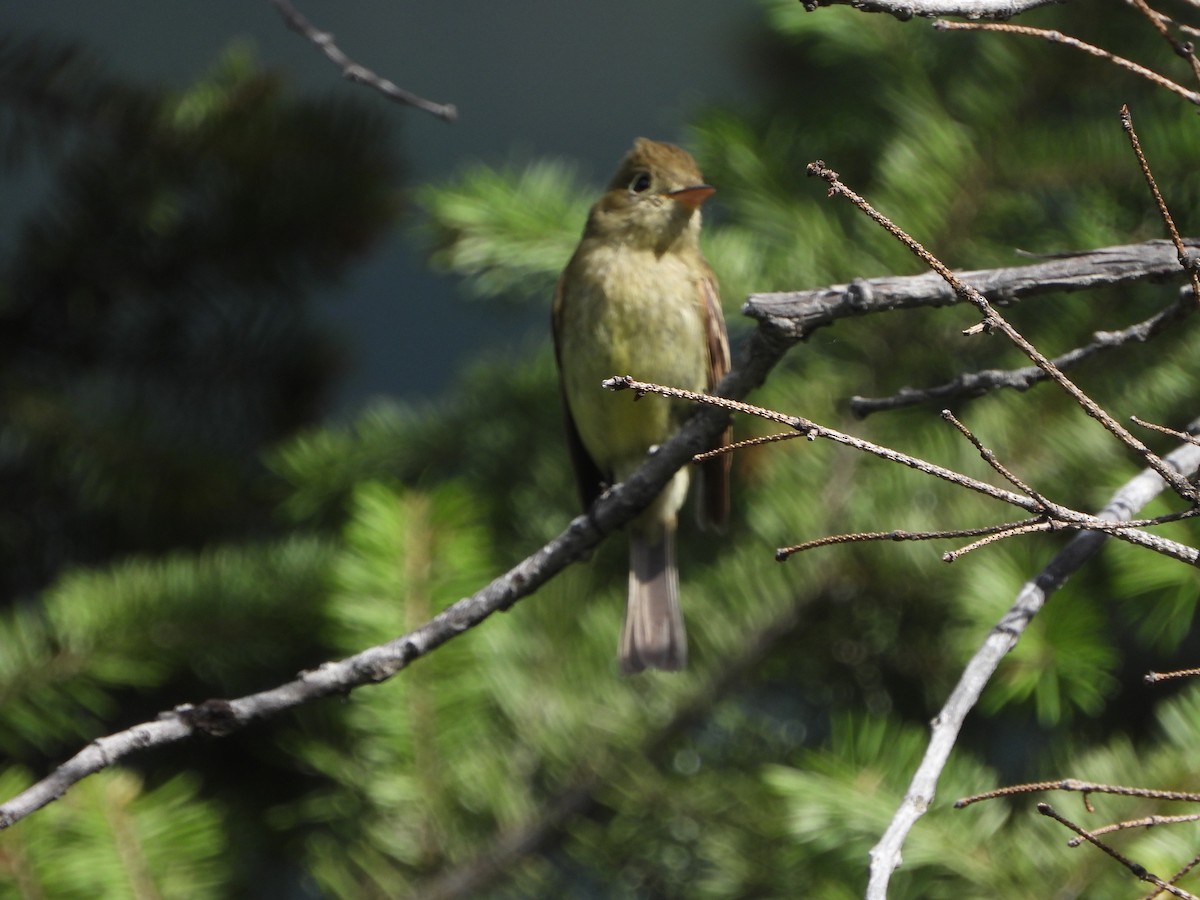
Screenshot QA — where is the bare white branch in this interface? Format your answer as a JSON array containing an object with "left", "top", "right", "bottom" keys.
[
  {"left": 802, "top": 0, "right": 1066, "bottom": 21},
  {"left": 745, "top": 239, "right": 1200, "bottom": 341}
]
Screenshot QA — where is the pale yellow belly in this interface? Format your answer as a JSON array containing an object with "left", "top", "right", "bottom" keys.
[{"left": 558, "top": 248, "right": 709, "bottom": 483}]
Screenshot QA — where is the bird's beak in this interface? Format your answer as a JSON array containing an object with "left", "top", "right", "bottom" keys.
[{"left": 667, "top": 184, "right": 715, "bottom": 211}]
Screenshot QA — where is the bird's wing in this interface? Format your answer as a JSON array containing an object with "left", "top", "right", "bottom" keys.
[
  {"left": 552, "top": 273, "right": 607, "bottom": 511},
  {"left": 698, "top": 270, "right": 732, "bottom": 529}
]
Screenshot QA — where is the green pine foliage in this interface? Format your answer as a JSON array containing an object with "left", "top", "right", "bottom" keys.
[
  {"left": 0, "top": 768, "right": 227, "bottom": 899},
  {"left": 0, "top": 38, "right": 399, "bottom": 601}
]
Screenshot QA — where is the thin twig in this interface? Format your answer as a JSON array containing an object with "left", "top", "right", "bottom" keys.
[
  {"left": 934, "top": 21, "right": 1200, "bottom": 105},
  {"left": 941, "top": 409, "right": 1046, "bottom": 502},
  {"left": 774, "top": 521, "right": 1038, "bottom": 560},
  {"left": 1143, "top": 852, "right": 1200, "bottom": 900},
  {"left": 695, "top": 430, "right": 812, "bottom": 459},
  {"left": 1067, "top": 813, "right": 1200, "bottom": 847},
  {"left": 1145, "top": 666, "right": 1200, "bottom": 683},
  {"left": 605, "top": 376, "right": 1037, "bottom": 512},
  {"left": 1132, "top": 416, "right": 1200, "bottom": 447},
  {"left": 1120, "top": 105, "right": 1200, "bottom": 307},
  {"left": 1038, "top": 804, "right": 1200, "bottom": 899},
  {"left": 958, "top": 778, "right": 1200, "bottom": 808},
  {"left": 270, "top": 0, "right": 458, "bottom": 121},
  {"left": 943, "top": 520, "right": 1054, "bottom": 560}
]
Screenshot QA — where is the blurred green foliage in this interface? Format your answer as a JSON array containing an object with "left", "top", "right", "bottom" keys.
[
  {"left": 4, "top": 5, "right": 1200, "bottom": 898},
  {"left": 0, "top": 38, "right": 398, "bottom": 600}
]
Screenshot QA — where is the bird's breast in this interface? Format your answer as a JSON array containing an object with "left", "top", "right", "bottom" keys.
[{"left": 558, "top": 244, "right": 710, "bottom": 479}]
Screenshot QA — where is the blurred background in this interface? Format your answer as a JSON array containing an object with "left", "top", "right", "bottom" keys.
[
  {"left": 4, "top": 0, "right": 761, "bottom": 410},
  {"left": 3, "top": 2, "right": 1200, "bottom": 898}
]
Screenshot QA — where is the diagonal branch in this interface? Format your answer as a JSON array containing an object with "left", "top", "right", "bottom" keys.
[
  {"left": 1121, "top": 104, "right": 1200, "bottom": 306},
  {"left": 270, "top": 0, "right": 458, "bottom": 122}
]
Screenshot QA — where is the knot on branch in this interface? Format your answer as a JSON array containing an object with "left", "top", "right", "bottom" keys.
[
  {"left": 846, "top": 278, "right": 875, "bottom": 311},
  {"left": 176, "top": 699, "right": 241, "bottom": 737}
]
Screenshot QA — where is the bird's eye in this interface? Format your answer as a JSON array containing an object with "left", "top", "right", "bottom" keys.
[{"left": 629, "top": 171, "right": 652, "bottom": 193}]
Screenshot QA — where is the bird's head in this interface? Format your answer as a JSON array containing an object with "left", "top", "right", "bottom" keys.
[{"left": 586, "top": 138, "right": 714, "bottom": 254}]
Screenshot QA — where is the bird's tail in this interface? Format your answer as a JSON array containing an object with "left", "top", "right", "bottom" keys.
[{"left": 620, "top": 523, "right": 686, "bottom": 673}]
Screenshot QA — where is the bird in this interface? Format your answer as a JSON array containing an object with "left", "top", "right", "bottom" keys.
[{"left": 552, "top": 138, "right": 731, "bottom": 673}]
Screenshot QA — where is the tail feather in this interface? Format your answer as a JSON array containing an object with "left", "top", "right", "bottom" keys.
[{"left": 620, "top": 525, "right": 686, "bottom": 673}]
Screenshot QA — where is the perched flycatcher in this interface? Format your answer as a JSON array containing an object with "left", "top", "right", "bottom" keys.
[{"left": 552, "top": 138, "right": 731, "bottom": 673}]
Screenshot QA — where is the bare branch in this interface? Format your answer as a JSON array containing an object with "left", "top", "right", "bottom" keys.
[
  {"left": 867, "top": 427, "right": 1200, "bottom": 899},
  {"left": 1039, "top": 804, "right": 1200, "bottom": 899},
  {"left": 270, "top": 0, "right": 458, "bottom": 122},
  {"left": 1036, "top": 806, "right": 1195, "bottom": 897},
  {"left": 958, "top": 777, "right": 1200, "bottom": 808},
  {"left": 775, "top": 521, "right": 1035, "bottom": 560},
  {"left": 801, "top": 0, "right": 1065, "bottom": 21},
  {"left": 1133, "top": 416, "right": 1200, "bottom": 446},
  {"left": 744, "top": 238, "right": 1200, "bottom": 342},
  {"left": 1069, "top": 813, "right": 1200, "bottom": 846},
  {"left": 943, "top": 520, "right": 1055, "bottom": 559},
  {"left": 604, "top": 376, "right": 1039, "bottom": 512},
  {"left": 941, "top": 409, "right": 1045, "bottom": 500},
  {"left": 935, "top": 21, "right": 1200, "bottom": 104}
]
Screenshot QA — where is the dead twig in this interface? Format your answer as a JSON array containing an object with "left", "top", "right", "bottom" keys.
[
  {"left": 270, "top": 0, "right": 458, "bottom": 121},
  {"left": 1121, "top": 104, "right": 1200, "bottom": 307},
  {"left": 1145, "top": 666, "right": 1200, "bottom": 683},
  {"left": 1038, "top": 804, "right": 1200, "bottom": 899}
]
